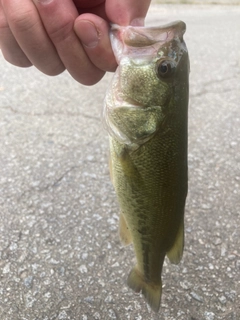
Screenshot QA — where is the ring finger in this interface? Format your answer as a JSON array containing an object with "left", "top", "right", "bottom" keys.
[
  {"left": 0, "top": 1, "right": 32, "bottom": 67},
  {"left": 1, "top": 0, "right": 65, "bottom": 75}
]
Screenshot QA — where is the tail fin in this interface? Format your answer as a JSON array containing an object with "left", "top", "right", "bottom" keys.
[{"left": 127, "top": 267, "right": 162, "bottom": 312}]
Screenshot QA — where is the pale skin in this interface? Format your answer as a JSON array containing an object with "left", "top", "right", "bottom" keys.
[{"left": 0, "top": 0, "right": 151, "bottom": 85}]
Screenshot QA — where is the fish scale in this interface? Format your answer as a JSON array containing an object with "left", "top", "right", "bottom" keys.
[{"left": 104, "top": 20, "right": 189, "bottom": 312}]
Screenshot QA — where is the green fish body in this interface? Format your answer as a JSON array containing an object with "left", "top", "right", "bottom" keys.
[{"left": 103, "top": 21, "right": 190, "bottom": 312}]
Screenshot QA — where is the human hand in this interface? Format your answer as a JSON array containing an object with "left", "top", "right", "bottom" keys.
[{"left": 0, "top": 0, "right": 151, "bottom": 85}]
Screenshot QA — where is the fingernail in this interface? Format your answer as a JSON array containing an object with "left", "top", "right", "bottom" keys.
[{"left": 75, "top": 20, "right": 99, "bottom": 48}]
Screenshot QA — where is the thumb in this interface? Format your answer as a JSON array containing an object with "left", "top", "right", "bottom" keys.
[{"left": 106, "top": 0, "right": 151, "bottom": 26}]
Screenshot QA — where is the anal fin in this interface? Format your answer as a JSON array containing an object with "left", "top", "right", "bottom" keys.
[
  {"left": 127, "top": 266, "right": 162, "bottom": 313},
  {"left": 119, "top": 212, "right": 132, "bottom": 246},
  {"left": 167, "top": 219, "right": 184, "bottom": 265}
]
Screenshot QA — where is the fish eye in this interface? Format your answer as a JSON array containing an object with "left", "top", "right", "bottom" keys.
[{"left": 156, "top": 59, "right": 176, "bottom": 79}]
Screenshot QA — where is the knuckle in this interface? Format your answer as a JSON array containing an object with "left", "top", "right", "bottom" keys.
[
  {"left": 0, "top": 10, "right": 8, "bottom": 33},
  {"left": 47, "top": 17, "right": 73, "bottom": 43},
  {"left": 7, "top": 9, "right": 37, "bottom": 33}
]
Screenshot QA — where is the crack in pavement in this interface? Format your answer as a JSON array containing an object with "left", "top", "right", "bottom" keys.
[
  {"left": 17, "top": 165, "right": 81, "bottom": 201},
  {"left": 0, "top": 106, "right": 100, "bottom": 121},
  {"left": 190, "top": 74, "right": 240, "bottom": 98},
  {"left": 191, "top": 87, "right": 235, "bottom": 98}
]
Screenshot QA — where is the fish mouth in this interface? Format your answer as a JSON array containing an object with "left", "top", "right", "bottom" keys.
[{"left": 110, "top": 21, "right": 186, "bottom": 63}]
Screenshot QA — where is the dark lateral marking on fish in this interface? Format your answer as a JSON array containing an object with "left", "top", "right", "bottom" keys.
[
  {"left": 142, "top": 242, "right": 150, "bottom": 282},
  {"left": 137, "top": 226, "right": 148, "bottom": 236}
]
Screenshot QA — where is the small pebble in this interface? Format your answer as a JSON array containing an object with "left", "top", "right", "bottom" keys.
[
  {"left": 190, "top": 291, "right": 203, "bottom": 302},
  {"left": 58, "top": 310, "right": 68, "bottom": 319},
  {"left": 24, "top": 276, "right": 33, "bottom": 288},
  {"left": 204, "top": 311, "right": 215, "bottom": 320},
  {"left": 79, "top": 265, "right": 88, "bottom": 273},
  {"left": 218, "top": 295, "right": 227, "bottom": 305}
]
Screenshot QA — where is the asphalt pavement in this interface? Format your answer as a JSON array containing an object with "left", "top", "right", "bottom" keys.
[{"left": 0, "top": 4, "right": 240, "bottom": 320}]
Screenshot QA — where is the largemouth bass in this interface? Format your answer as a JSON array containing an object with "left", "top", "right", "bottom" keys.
[{"left": 103, "top": 21, "right": 189, "bottom": 312}]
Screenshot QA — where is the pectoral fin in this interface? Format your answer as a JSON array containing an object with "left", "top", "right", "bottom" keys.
[
  {"left": 127, "top": 266, "right": 162, "bottom": 313},
  {"left": 167, "top": 219, "right": 184, "bottom": 265},
  {"left": 119, "top": 212, "right": 132, "bottom": 246},
  {"left": 116, "top": 147, "right": 144, "bottom": 186},
  {"left": 118, "top": 147, "right": 139, "bottom": 179}
]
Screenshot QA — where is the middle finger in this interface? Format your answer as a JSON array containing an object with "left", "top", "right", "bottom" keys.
[{"left": 34, "top": 0, "right": 105, "bottom": 85}]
